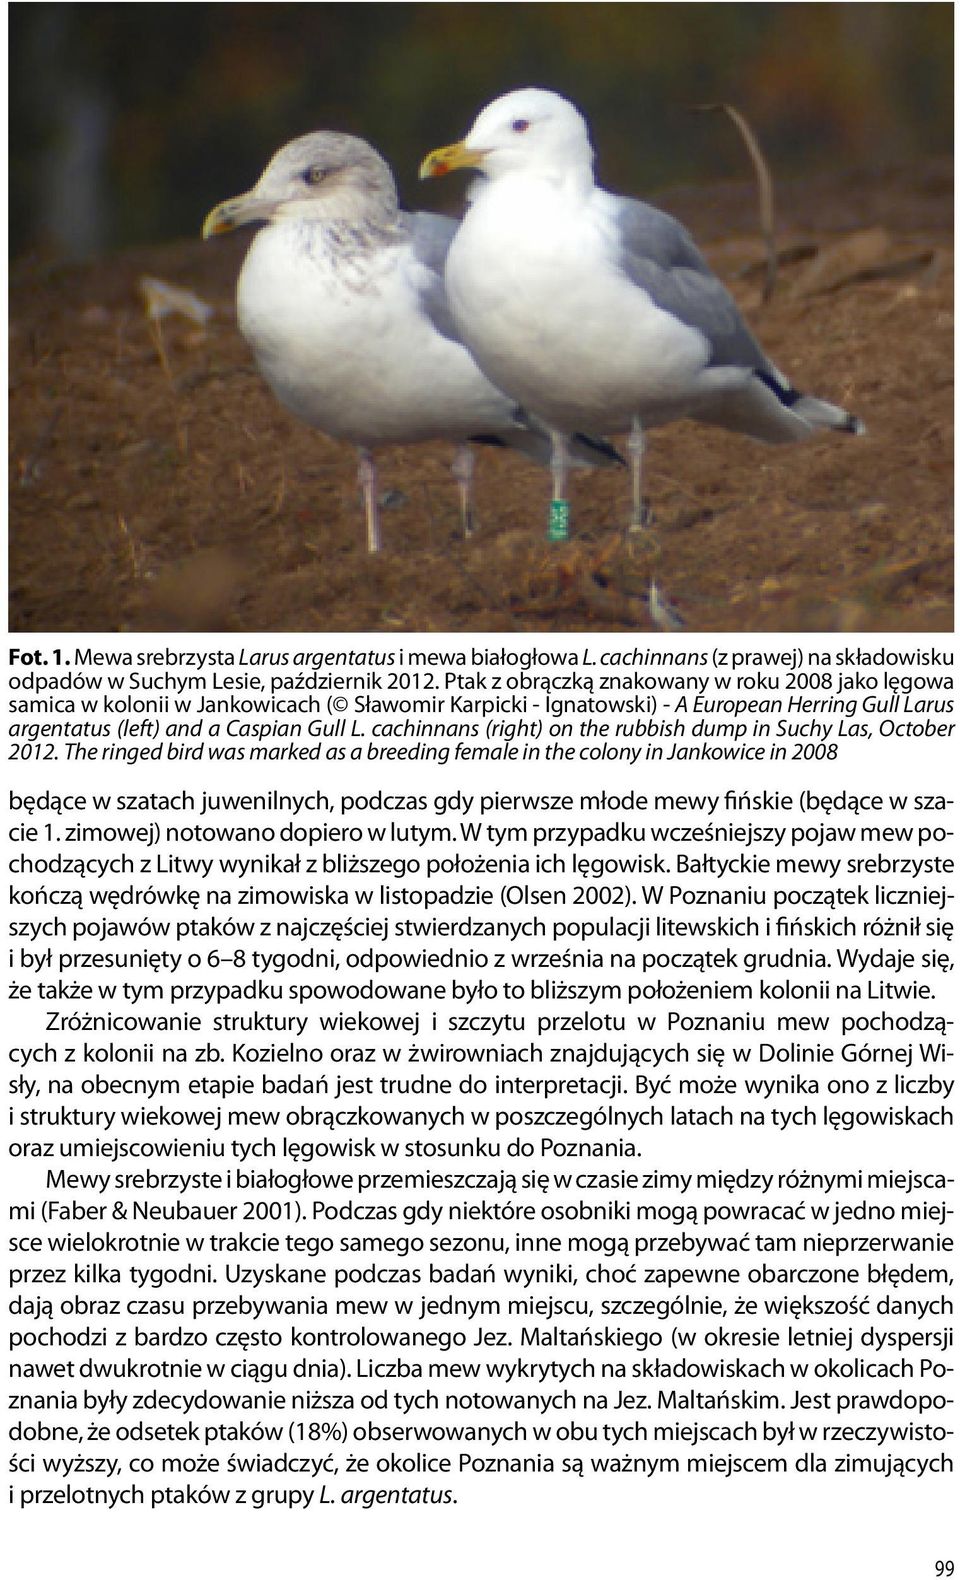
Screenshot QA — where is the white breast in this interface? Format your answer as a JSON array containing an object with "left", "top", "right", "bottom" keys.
[
  {"left": 445, "top": 177, "right": 711, "bottom": 433},
  {"left": 236, "top": 222, "right": 518, "bottom": 446}
]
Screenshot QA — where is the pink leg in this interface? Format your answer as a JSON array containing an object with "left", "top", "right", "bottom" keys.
[
  {"left": 357, "top": 447, "right": 381, "bottom": 554},
  {"left": 547, "top": 430, "right": 572, "bottom": 542},
  {"left": 450, "top": 443, "right": 476, "bottom": 537}
]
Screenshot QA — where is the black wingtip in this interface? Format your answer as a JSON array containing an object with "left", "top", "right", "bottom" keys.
[
  {"left": 754, "top": 367, "right": 802, "bottom": 408},
  {"left": 574, "top": 432, "right": 627, "bottom": 466},
  {"left": 467, "top": 433, "right": 510, "bottom": 449},
  {"left": 755, "top": 368, "right": 867, "bottom": 435}
]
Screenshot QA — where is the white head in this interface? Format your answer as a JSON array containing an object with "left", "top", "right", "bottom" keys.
[
  {"left": 421, "top": 88, "right": 595, "bottom": 186},
  {"left": 203, "top": 132, "right": 398, "bottom": 239}
]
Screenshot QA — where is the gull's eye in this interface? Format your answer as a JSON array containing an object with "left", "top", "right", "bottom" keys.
[
  {"left": 511, "top": 118, "right": 530, "bottom": 134},
  {"left": 304, "top": 166, "right": 327, "bottom": 185}
]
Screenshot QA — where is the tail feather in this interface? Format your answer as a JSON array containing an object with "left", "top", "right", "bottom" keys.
[
  {"left": 792, "top": 393, "right": 866, "bottom": 436},
  {"left": 698, "top": 367, "right": 866, "bottom": 443},
  {"left": 754, "top": 365, "right": 866, "bottom": 437}
]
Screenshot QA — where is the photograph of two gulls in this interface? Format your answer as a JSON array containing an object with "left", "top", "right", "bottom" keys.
[
  {"left": 202, "top": 129, "right": 621, "bottom": 554},
  {"left": 204, "top": 88, "right": 863, "bottom": 556}
]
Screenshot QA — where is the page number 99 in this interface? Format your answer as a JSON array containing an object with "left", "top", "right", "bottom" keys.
[{"left": 934, "top": 1564, "right": 954, "bottom": 1577}]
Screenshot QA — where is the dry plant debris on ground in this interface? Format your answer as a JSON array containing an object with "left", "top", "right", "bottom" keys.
[{"left": 9, "top": 161, "right": 953, "bottom": 634}]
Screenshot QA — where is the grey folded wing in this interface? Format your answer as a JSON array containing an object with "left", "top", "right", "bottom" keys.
[
  {"left": 400, "top": 209, "right": 462, "bottom": 343},
  {"left": 603, "top": 192, "right": 768, "bottom": 373}
]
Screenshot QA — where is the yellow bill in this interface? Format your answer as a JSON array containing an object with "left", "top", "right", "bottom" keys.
[
  {"left": 419, "top": 141, "right": 486, "bottom": 180},
  {"left": 202, "top": 193, "right": 277, "bottom": 239}
]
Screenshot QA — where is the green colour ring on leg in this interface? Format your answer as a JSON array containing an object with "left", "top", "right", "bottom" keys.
[{"left": 548, "top": 499, "right": 571, "bottom": 543}]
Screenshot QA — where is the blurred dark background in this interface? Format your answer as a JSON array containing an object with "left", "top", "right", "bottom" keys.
[{"left": 10, "top": 2, "right": 953, "bottom": 260}]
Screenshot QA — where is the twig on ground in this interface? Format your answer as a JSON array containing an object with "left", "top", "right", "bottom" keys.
[
  {"left": 693, "top": 102, "right": 778, "bottom": 302},
  {"left": 116, "top": 513, "right": 143, "bottom": 582}
]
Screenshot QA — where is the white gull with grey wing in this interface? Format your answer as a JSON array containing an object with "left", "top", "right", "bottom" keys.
[{"left": 422, "top": 89, "right": 864, "bottom": 530}]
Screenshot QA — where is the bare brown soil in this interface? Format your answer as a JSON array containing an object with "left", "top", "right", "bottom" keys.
[{"left": 9, "top": 161, "right": 953, "bottom": 634}]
